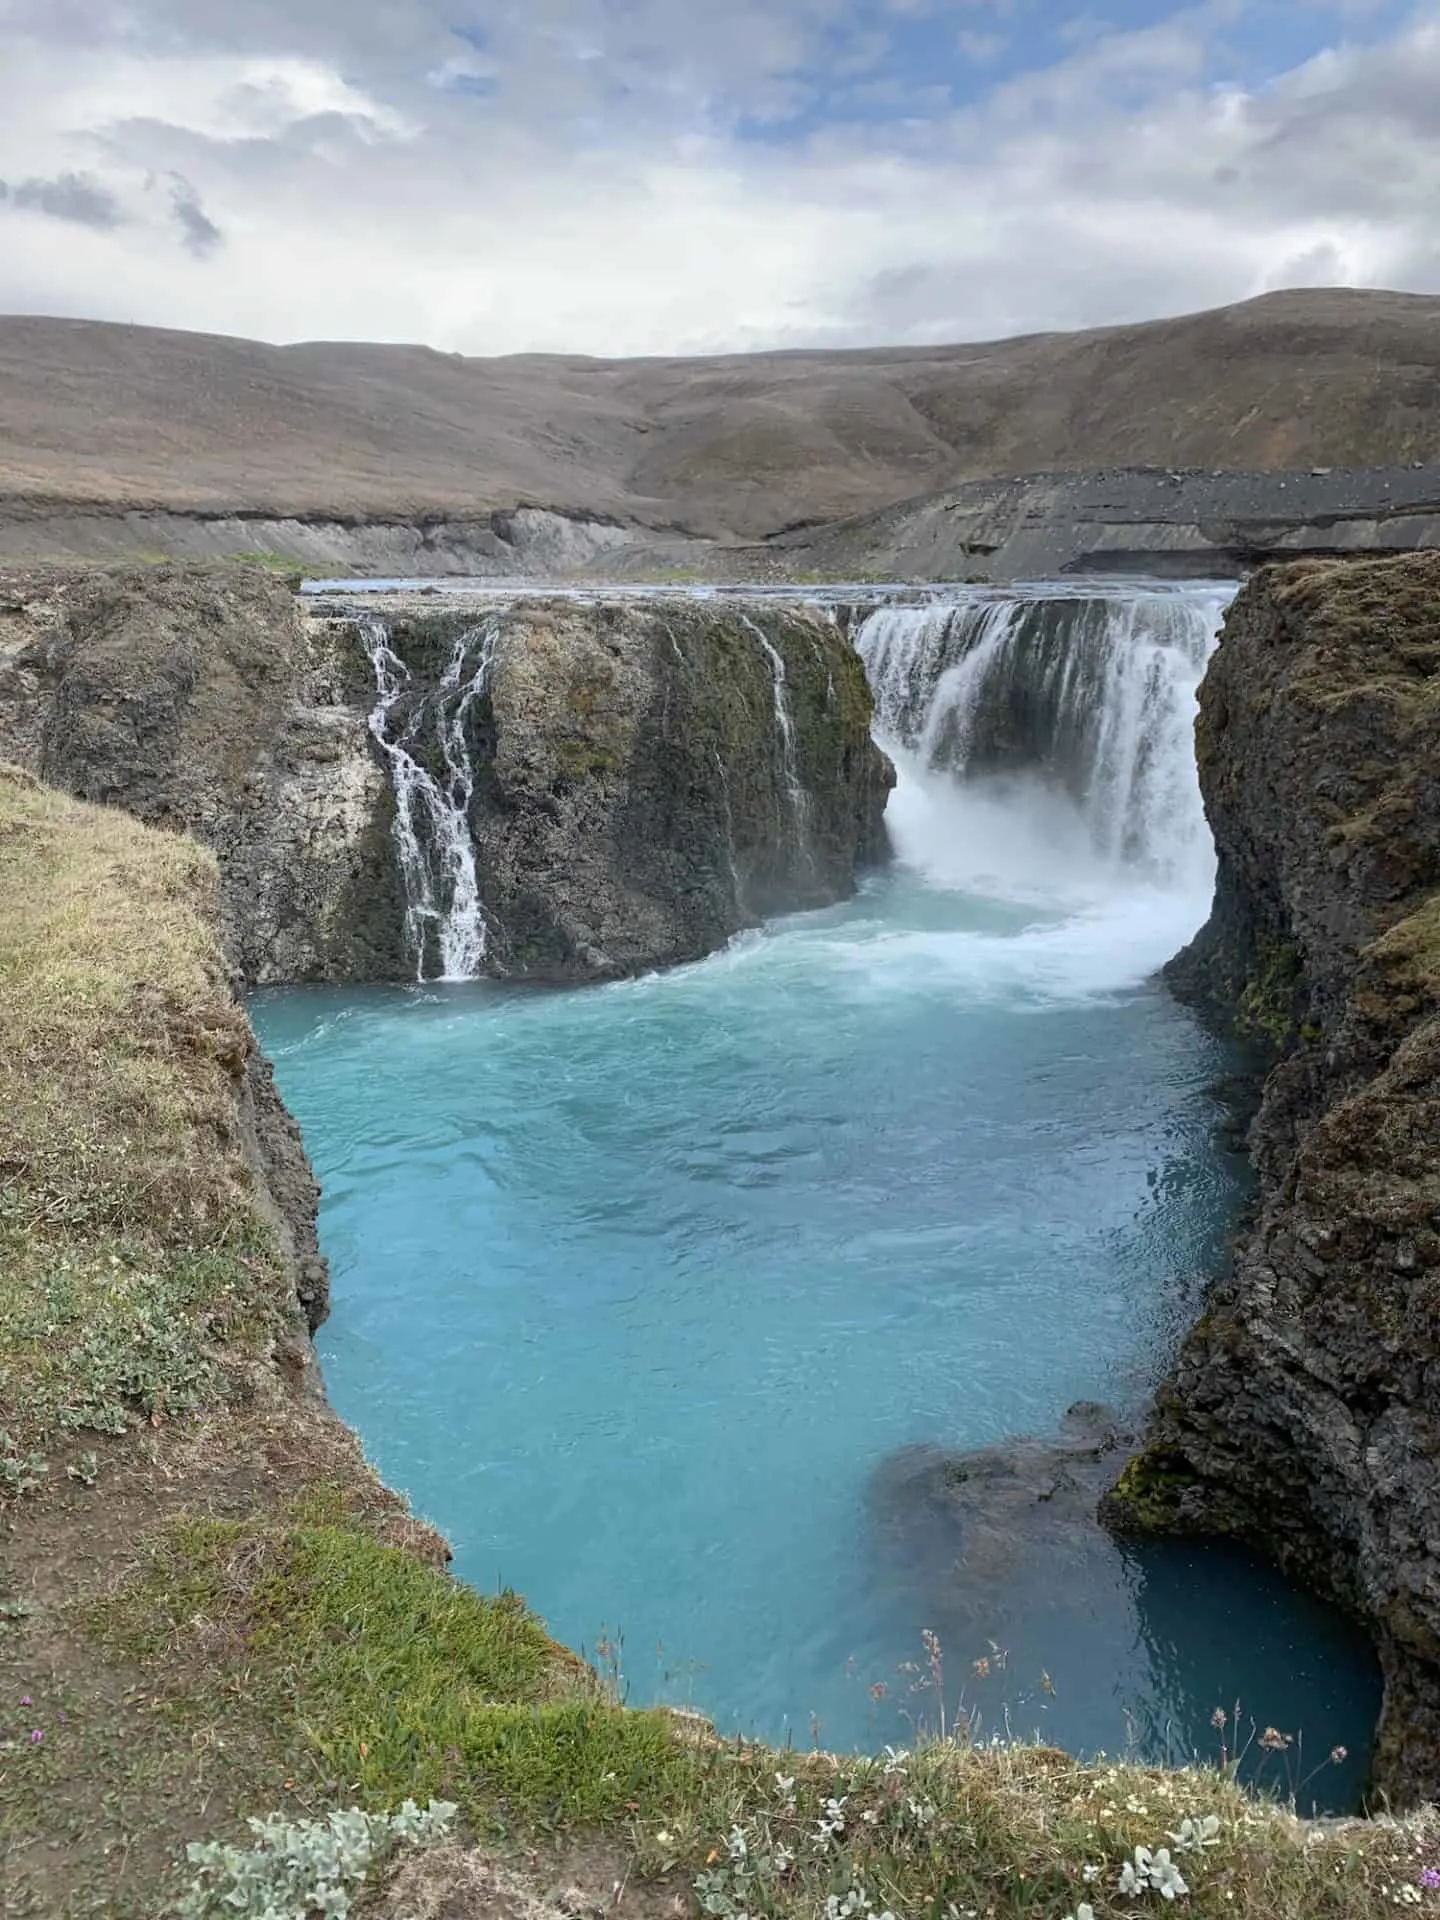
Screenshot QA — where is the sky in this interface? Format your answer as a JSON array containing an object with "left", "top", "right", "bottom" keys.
[{"left": 0, "top": 0, "right": 1436, "bottom": 356}]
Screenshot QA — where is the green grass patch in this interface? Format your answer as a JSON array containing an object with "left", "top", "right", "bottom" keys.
[
  {"left": 224, "top": 550, "right": 307, "bottom": 581},
  {"left": 95, "top": 1508, "right": 693, "bottom": 1833},
  {"left": 93, "top": 1508, "right": 1440, "bottom": 1918}
]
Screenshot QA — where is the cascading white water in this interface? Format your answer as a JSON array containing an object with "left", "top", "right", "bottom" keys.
[
  {"left": 361, "top": 615, "right": 499, "bottom": 981},
  {"left": 737, "top": 610, "right": 810, "bottom": 855},
  {"left": 855, "top": 585, "right": 1233, "bottom": 897}
]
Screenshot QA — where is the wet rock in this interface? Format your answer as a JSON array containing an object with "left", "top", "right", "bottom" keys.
[
  {"left": 869, "top": 1404, "right": 1135, "bottom": 1629},
  {"left": 463, "top": 597, "right": 893, "bottom": 982}
]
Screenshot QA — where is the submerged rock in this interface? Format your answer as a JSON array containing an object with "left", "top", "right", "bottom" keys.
[
  {"left": 869, "top": 1404, "right": 1135, "bottom": 1629},
  {"left": 1105, "top": 553, "right": 1440, "bottom": 1804}
]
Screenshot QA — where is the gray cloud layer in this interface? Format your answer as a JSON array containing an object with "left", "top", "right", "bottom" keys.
[
  {"left": 0, "top": 169, "right": 126, "bottom": 228},
  {"left": 1, "top": 0, "right": 1438, "bottom": 350}
]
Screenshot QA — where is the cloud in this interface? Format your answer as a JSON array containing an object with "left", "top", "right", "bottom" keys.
[
  {"left": 0, "top": 169, "right": 126, "bottom": 228},
  {"left": 168, "top": 174, "right": 223, "bottom": 255},
  {"left": 0, "top": 0, "right": 1437, "bottom": 350}
]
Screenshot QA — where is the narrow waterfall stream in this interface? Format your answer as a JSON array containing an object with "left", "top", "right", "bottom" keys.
[
  {"left": 361, "top": 615, "right": 499, "bottom": 980},
  {"left": 256, "top": 581, "right": 1380, "bottom": 1808},
  {"left": 738, "top": 609, "right": 810, "bottom": 856}
]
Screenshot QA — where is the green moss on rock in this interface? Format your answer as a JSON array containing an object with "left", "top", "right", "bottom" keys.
[
  {"left": 1101, "top": 1450, "right": 1206, "bottom": 1535},
  {"left": 1236, "top": 934, "right": 1308, "bottom": 1051}
]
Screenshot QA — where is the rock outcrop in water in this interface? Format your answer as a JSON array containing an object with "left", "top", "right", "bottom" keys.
[
  {"left": 870, "top": 1405, "right": 1136, "bottom": 1630},
  {"left": 0, "top": 565, "right": 891, "bottom": 987},
  {"left": 1103, "top": 554, "right": 1440, "bottom": 1804},
  {"left": 357, "top": 597, "right": 891, "bottom": 982}
]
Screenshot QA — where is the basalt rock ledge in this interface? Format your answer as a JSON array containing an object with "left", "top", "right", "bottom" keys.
[
  {"left": 1103, "top": 553, "right": 1440, "bottom": 1804},
  {"left": 0, "top": 565, "right": 892, "bottom": 987}
]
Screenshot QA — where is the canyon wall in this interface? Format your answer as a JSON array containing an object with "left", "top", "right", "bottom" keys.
[
  {"left": 1105, "top": 554, "right": 1440, "bottom": 1804},
  {"left": 0, "top": 565, "right": 891, "bottom": 988}
]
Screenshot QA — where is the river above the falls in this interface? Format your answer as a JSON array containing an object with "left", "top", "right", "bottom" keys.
[{"left": 254, "top": 726, "right": 1380, "bottom": 1809}]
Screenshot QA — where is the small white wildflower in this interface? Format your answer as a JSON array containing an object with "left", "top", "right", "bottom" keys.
[
  {"left": 1145, "top": 1848, "right": 1189, "bottom": 1901},
  {"left": 775, "top": 1774, "right": 795, "bottom": 1795},
  {"left": 882, "top": 1745, "right": 910, "bottom": 1776},
  {"left": 1117, "top": 1860, "right": 1142, "bottom": 1898},
  {"left": 655, "top": 1832, "right": 674, "bottom": 1849},
  {"left": 1066, "top": 1907, "right": 1096, "bottom": 1920},
  {"left": 1169, "top": 1814, "right": 1222, "bottom": 1852},
  {"left": 1082, "top": 1864, "right": 1100, "bottom": 1883},
  {"left": 863, "top": 1809, "right": 880, "bottom": 1826},
  {"left": 773, "top": 1846, "right": 794, "bottom": 1873}
]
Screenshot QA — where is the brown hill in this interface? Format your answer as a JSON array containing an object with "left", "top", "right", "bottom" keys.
[{"left": 1, "top": 288, "right": 1438, "bottom": 540}]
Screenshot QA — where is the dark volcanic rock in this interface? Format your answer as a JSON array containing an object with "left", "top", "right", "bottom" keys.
[
  {"left": 0, "top": 563, "right": 408, "bottom": 985},
  {"left": 462, "top": 597, "right": 893, "bottom": 982},
  {"left": 1104, "top": 553, "right": 1440, "bottom": 1803}
]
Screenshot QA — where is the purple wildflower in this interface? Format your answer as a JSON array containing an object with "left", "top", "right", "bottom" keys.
[
  {"left": 30, "top": 1728, "right": 42, "bottom": 1743},
  {"left": 19, "top": 1695, "right": 30, "bottom": 1707},
  {"left": 1421, "top": 1867, "right": 1440, "bottom": 1891}
]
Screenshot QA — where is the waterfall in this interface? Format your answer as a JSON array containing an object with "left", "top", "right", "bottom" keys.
[
  {"left": 361, "top": 615, "right": 498, "bottom": 981},
  {"left": 737, "top": 610, "right": 810, "bottom": 857},
  {"left": 855, "top": 586, "right": 1232, "bottom": 892}
]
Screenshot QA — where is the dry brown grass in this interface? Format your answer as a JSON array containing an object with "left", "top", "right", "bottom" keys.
[{"left": 0, "top": 763, "right": 297, "bottom": 1464}]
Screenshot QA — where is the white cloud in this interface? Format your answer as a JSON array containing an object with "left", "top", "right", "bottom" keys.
[{"left": 0, "top": 0, "right": 1437, "bottom": 352}]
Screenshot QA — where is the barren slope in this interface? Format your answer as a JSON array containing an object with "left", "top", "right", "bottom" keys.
[{"left": 2, "top": 288, "right": 1439, "bottom": 540}]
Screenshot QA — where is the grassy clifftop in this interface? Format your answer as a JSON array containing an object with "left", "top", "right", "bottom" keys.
[{"left": 1, "top": 764, "right": 1437, "bottom": 1918}]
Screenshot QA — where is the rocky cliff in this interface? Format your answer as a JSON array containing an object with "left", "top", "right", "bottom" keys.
[
  {"left": 769, "top": 464, "right": 1440, "bottom": 585},
  {"left": 0, "top": 566, "right": 891, "bottom": 988},
  {"left": 357, "top": 596, "right": 891, "bottom": 982},
  {"left": 1104, "top": 554, "right": 1440, "bottom": 1803},
  {"left": 0, "top": 564, "right": 409, "bottom": 983}
]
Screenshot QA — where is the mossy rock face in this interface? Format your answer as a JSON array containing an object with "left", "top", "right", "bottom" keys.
[
  {"left": 1141, "top": 552, "right": 1440, "bottom": 1806},
  {"left": 1100, "top": 1450, "right": 1218, "bottom": 1537},
  {"left": 1235, "top": 933, "right": 1308, "bottom": 1051},
  {"left": 380, "top": 596, "right": 894, "bottom": 984},
  {"left": 0, "top": 564, "right": 411, "bottom": 986}
]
